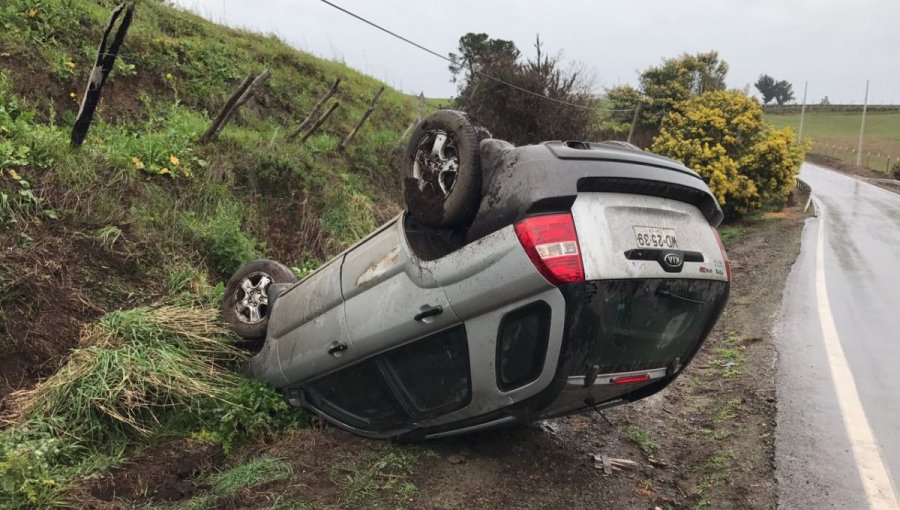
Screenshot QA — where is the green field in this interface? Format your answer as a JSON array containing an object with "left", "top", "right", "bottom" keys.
[{"left": 765, "top": 111, "right": 900, "bottom": 172}]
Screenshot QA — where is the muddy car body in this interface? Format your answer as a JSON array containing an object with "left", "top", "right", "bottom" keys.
[{"left": 237, "top": 137, "right": 730, "bottom": 440}]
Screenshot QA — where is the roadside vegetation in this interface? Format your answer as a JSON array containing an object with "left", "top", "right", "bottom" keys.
[{"left": 448, "top": 40, "right": 807, "bottom": 219}]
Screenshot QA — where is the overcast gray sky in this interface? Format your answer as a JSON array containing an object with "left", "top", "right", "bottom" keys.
[{"left": 171, "top": 0, "right": 899, "bottom": 104}]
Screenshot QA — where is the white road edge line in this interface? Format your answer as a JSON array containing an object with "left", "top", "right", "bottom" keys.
[{"left": 814, "top": 198, "right": 900, "bottom": 509}]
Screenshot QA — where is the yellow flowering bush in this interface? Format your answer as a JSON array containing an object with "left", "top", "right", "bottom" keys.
[{"left": 651, "top": 90, "right": 808, "bottom": 218}]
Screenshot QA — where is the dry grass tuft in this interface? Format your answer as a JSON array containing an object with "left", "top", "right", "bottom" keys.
[{"left": 5, "top": 305, "right": 245, "bottom": 440}]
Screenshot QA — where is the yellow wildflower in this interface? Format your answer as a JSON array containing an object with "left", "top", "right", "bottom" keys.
[
  {"left": 169, "top": 155, "right": 180, "bottom": 166},
  {"left": 28, "top": 8, "right": 38, "bottom": 17},
  {"left": 8, "top": 169, "right": 21, "bottom": 181},
  {"left": 158, "top": 167, "right": 171, "bottom": 176},
  {"left": 131, "top": 157, "right": 145, "bottom": 170},
  {"left": 65, "top": 61, "right": 76, "bottom": 69},
  {"left": 165, "top": 73, "right": 174, "bottom": 81}
]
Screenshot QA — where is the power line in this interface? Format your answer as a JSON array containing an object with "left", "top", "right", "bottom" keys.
[{"left": 318, "top": 0, "right": 637, "bottom": 113}]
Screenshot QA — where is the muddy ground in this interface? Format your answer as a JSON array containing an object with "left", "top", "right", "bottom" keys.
[{"left": 69, "top": 189, "right": 810, "bottom": 510}]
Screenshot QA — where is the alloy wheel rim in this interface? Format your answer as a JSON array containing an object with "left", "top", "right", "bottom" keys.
[
  {"left": 234, "top": 271, "right": 272, "bottom": 324},
  {"left": 412, "top": 130, "right": 459, "bottom": 198}
]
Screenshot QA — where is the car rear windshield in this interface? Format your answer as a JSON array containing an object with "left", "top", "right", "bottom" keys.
[{"left": 576, "top": 279, "right": 728, "bottom": 374}]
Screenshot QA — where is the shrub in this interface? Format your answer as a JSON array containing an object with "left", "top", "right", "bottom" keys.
[
  {"left": 892, "top": 161, "right": 900, "bottom": 180},
  {"left": 650, "top": 90, "right": 808, "bottom": 218}
]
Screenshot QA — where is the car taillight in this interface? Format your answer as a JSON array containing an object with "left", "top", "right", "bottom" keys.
[
  {"left": 514, "top": 213, "right": 585, "bottom": 285},
  {"left": 712, "top": 227, "right": 732, "bottom": 282}
]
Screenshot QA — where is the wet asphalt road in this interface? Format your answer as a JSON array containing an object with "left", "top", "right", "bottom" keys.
[{"left": 776, "top": 163, "right": 900, "bottom": 509}]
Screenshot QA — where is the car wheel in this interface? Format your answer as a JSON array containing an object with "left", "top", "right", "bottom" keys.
[
  {"left": 404, "top": 110, "right": 482, "bottom": 228},
  {"left": 222, "top": 259, "right": 297, "bottom": 340}
]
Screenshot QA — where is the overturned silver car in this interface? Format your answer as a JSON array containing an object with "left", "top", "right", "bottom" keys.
[{"left": 222, "top": 110, "right": 730, "bottom": 440}]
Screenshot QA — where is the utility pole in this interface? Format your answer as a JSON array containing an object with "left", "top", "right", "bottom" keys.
[
  {"left": 797, "top": 81, "right": 808, "bottom": 143},
  {"left": 856, "top": 80, "right": 869, "bottom": 166},
  {"left": 627, "top": 105, "right": 640, "bottom": 144}
]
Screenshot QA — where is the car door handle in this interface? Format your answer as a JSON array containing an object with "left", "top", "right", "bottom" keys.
[
  {"left": 414, "top": 305, "right": 443, "bottom": 322},
  {"left": 327, "top": 342, "right": 349, "bottom": 356}
]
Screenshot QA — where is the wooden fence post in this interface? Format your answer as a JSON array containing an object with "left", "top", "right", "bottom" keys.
[
  {"left": 200, "top": 69, "right": 271, "bottom": 143},
  {"left": 199, "top": 74, "right": 253, "bottom": 143},
  {"left": 340, "top": 87, "right": 384, "bottom": 151},
  {"left": 71, "top": 1, "right": 136, "bottom": 147},
  {"left": 287, "top": 78, "right": 341, "bottom": 140},
  {"left": 299, "top": 102, "right": 340, "bottom": 144}
]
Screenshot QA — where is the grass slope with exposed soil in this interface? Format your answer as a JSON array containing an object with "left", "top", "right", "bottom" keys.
[
  {"left": 1, "top": 0, "right": 416, "bottom": 403},
  {"left": 1, "top": 0, "right": 418, "bottom": 506}
]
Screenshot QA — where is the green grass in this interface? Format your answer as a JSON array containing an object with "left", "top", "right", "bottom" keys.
[
  {"left": 167, "top": 456, "right": 294, "bottom": 509},
  {"left": 765, "top": 111, "right": 900, "bottom": 172},
  {"left": 0, "top": 304, "right": 308, "bottom": 508},
  {"left": 209, "top": 456, "right": 293, "bottom": 495},
  {"left": 765, "top": 111, "right": 900, "bottom": 139},
  {"left": 709, "top": 331, "right": 747, "bottom": 378},
  {"left": 332, "top": 448, "right": 425, "bottom": 509},
  {"left": 0, "top": 0, "right": 418, "bottom": 277},
  {"left": 620, "top": 425, "right": 659, "bottom": 457}
]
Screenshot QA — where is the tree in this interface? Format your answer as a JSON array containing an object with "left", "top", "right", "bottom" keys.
[
  {"left": 448, "top": 33, "right": 519, "bottom": 84},
  {"left": 451, "top": 34, "right": 598, "bottom": 145},
  {"left": 773, "top": 80, "right": 794, "bottom": 105},
  {"left": 606, "top": 51, "right": 729, "bottom": 145},
  {"left": 755, "top": 74, "right": 777, "bottom": 104},
  {"left": 650, "top": 90, "right": 808, "bottom": 218},
  {"left": 819, "top": 95, "right": 831, "bottom": 106}
]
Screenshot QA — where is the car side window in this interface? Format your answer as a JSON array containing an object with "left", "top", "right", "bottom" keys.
[
  {"left": 382, "top": 325, "right": 471, "bottom": 419},
  {"left": 305, "top": 325, "right": 471, "bottom": 432},
  {"left": 305, "top": 360, "right": 406, "bottom": 431}
]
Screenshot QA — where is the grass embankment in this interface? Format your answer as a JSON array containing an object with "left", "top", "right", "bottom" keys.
[
  {"left": 1, "top": 301, "right": 305, "bottom": 508},
  {"left": 765, "top": 111, "right": 900, "bottom": 173},
  {"left": 0, "top": 0, "right": 419, "bottom": 507}
]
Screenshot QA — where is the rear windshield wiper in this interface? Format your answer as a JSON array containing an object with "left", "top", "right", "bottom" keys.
[{"left": 656, "top": 288, "right": 708, "bottom": 305}]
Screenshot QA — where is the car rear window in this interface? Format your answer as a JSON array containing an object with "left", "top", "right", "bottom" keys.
[{"left": 576, "top": 279, "right": 728, "bottom": 374}]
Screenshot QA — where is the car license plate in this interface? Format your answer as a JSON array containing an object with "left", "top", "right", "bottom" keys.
[{"left": 633, "top": 226, "right": 678, "bottom": 249}]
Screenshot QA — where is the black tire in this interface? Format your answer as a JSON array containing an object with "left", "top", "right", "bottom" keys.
[
  {"left": 403, "top": 110, "right": 482, "bottom": 228},
  {"left": 222, "top": 259, "right": 297, "bottom": 339}
]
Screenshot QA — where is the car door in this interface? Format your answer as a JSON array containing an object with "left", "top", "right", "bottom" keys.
[
  {"left": 341, "top": 218, "right": 460, "bottom": 363},
  {"left": 258, "top": 255, "right": 351, "bottom": 387}
]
